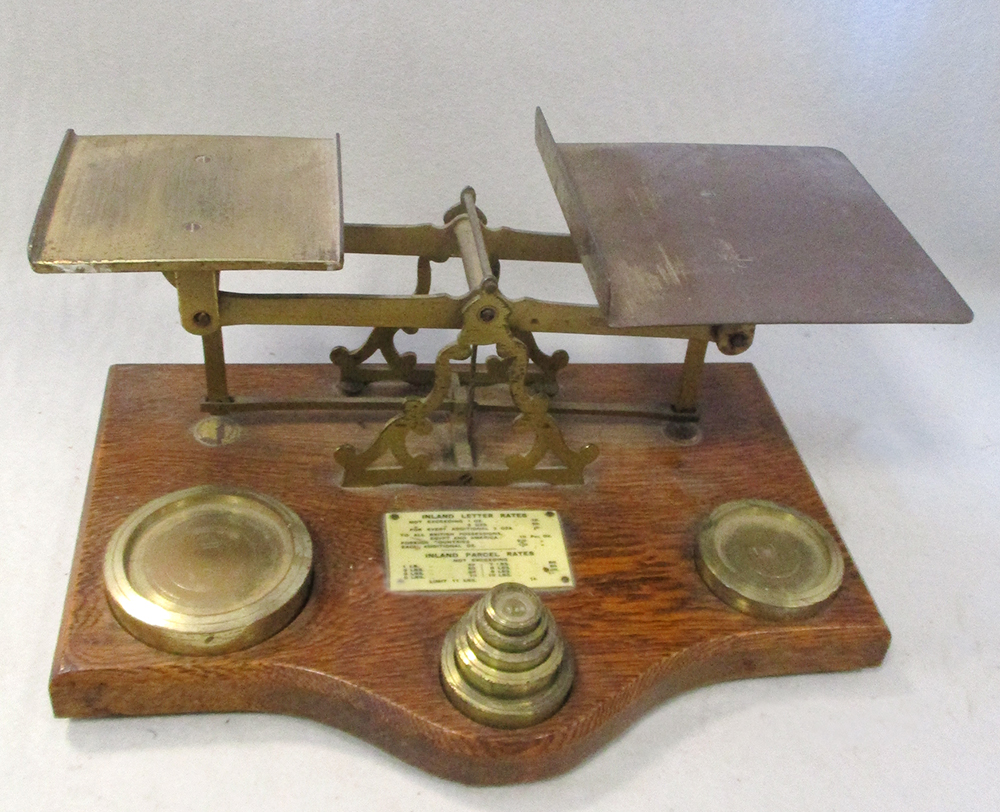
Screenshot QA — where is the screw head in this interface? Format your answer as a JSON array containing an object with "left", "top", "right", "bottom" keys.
[
  {"left": 193, "top": 311, "right": 212, "bottom": 328},
  {"left": 479, "top": 307, "right": 496, "bottom": 323}
]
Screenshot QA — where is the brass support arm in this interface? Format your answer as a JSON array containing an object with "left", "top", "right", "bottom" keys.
[
  {"left": 216, "top": 289, "right": 713, "bottom": 342},
  {"left": 176, "top": 271, "right": 221, "bottom": 335},
  {"left": 217, "top": 291, "right": 465, "bottom": 330},
  {"left": 342, "top": 223, "right": 579, "bottom": 264}
]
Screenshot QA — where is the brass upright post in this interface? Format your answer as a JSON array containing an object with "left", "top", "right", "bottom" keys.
[
  {"left": 201, "top": 330, "right": 231, "bottom": 403},
  {"left": 672, "top": 337, "right": 708, "bottom": 414}
]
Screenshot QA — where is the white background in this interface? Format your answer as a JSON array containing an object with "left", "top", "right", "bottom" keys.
[{"left": 2, "top": 2, "right": 998, "bottom": 809}]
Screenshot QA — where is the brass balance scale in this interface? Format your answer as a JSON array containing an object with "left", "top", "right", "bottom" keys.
[{"left": 31, "top": 109, "right": 971, "bottom": 783}]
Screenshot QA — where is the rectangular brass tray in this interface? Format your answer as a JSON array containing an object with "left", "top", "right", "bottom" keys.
[
  {"left": 29, "top": 131, "right": 344, "bottom": 274},
  {"left": 536, "top": 109, "right": 972, "bottom": 327}
]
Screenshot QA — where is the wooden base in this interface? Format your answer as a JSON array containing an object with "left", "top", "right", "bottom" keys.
[{"left": 50, "top": 363, "right": 889, "bottom": 784}]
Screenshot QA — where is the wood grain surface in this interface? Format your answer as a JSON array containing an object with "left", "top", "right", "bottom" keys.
[{"left": 49, "top": 362, "right": 889, "bottom": 784}]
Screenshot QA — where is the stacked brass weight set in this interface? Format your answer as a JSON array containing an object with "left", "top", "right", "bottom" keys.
[{"left": 440, "top": 583, "right": 575, "bottom": 728}]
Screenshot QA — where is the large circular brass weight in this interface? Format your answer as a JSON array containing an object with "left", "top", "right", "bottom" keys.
[
  {"left": 696, "top": 499, "right": 844, "bottom": 620},
  {"left": 440, "top": 583, "right": 575, "bottom": 728},
  {"left": 104, "top": 485, "right": 313, "bottom": 655}
]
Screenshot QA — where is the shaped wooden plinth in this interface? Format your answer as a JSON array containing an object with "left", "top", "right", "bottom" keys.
[{"left": 50, "top": 363, "right": 888, "bottom": 784}]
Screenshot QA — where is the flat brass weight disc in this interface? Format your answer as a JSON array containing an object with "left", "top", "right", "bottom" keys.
[
  {"left": 104, "top": 485, "right": 312, "bottom": 655},
  {"left": 696, "top": 500, "right": 844, "bottom": 620}
]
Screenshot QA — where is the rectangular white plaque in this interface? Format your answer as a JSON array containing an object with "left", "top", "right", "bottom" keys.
[{"left": 384, "top": 510, "right": 574, "bottom": 592}]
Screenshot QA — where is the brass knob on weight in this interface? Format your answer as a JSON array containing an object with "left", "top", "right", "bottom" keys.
[{"left": 440, "top": 582, "right": 575, "bottom": 728}]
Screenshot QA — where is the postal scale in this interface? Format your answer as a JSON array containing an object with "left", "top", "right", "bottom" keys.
[{"left": 29, "top": 109, "right": 972, "bottom": 784}]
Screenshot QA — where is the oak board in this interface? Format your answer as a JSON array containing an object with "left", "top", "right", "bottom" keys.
[{"left": 50, "top": 363, "right": 889, "bottom": 784}]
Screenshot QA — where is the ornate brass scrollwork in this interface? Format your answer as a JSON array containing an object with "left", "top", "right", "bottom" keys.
[
  {"left": 330, "top": 256, "right": 434, "bottom": 392},
  {"left": 334, "top": 280, "right": 597, "bottom": 486}
]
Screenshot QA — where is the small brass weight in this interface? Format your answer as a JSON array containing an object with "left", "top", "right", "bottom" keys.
[{"left": 441, "top": 583, "right": 575, "bottom": 728}]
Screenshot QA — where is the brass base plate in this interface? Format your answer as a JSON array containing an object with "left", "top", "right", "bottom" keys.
[{"left": 50, "top": 363, "right": 889, "bottom": 785}]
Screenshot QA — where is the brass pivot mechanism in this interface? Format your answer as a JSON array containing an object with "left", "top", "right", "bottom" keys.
[
  {"left": 191, "top": 188, "right": 747, "bottom": 487},
  {"left": 334, "top": 188, "right": 600, "bottom": 486},
  {"left": 440, "top": 582, "right": 575, "bottom": 728}
]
